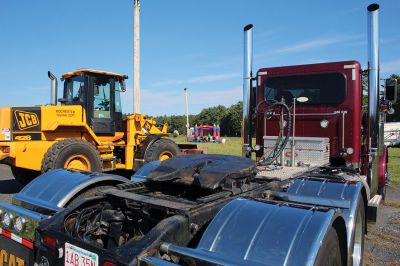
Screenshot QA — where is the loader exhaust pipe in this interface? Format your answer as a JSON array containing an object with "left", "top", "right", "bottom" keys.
[
  {"left": 48, "top": 71, "right": 58, "bottom": 106},
  {"left": 367, "top": 3, "right": 380, "bottom": 189},
  {"left": 242, "top": 24, "right": 253, "bottom": 158}
]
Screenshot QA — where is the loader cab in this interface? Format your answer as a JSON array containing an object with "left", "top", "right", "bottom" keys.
[{"left": 61, "top": 69, "right": 127, "bottom": 136}]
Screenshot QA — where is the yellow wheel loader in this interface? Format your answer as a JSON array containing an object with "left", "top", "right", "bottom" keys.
[{"left": 0, "top": 69, "right": 193, "bottom": 184}]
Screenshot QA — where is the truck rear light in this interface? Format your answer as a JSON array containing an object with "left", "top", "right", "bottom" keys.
[
  {"left": 13, "top": 216, "right": 26, "bottom": 233},
  {"left": 2, "top": 212, "right": 13, "bottom": 228},
  {"left": 103, "top": 262, "right": 117, "bottom": 266},
  {"left": 41, "top": 235, "right": 57, "bottom": 249}
]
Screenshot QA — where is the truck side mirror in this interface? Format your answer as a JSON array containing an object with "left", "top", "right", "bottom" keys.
[{"left": 385, "top": 78, "right": 397, "bottom": 103}]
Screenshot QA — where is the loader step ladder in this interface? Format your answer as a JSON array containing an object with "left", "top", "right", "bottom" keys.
[{"left": 102, "top": 156, "right": 116, "bottom": 171}]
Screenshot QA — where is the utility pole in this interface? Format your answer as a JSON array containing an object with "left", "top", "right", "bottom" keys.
[
  {"left": 133, "top": 0, "right": 140, "bottom": 113},
  {"left": 184, "top": 88, "right": 189, "bottom": 141}
]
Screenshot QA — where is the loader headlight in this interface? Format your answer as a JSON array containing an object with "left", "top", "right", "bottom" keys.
[
  {"left": 14, "top": 216, "right": 26, "bottom": 233},
  {"left": 2, "top": 212, "right": 13, "bottom": 228}
]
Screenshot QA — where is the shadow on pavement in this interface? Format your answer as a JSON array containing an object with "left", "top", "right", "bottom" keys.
[{"left": 0, "top": 179, "right": 23, "bottom": 194}]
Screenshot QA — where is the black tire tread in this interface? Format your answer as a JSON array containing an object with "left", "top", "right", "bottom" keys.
[
  {"left": 144, "top": 138, "right": 180, "bottom": 162},
  {"left": 315, "top": 226, "right": 343, "bottom": 266},
  {"left": 41, "top": 138, "right": 101, "bottom": 173}
]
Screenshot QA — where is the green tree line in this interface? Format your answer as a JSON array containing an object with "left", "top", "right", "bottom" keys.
[{"left": 154, "top": 101, "right": 243, "bottom": 137}]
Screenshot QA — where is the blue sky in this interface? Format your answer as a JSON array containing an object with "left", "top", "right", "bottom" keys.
[{"left": 0, "top": 0, "right": 399, "bottom": 116}]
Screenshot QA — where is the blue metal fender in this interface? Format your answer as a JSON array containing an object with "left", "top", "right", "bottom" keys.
[
  {"left": 282, "top": 177, "right": 366, "bottom": 265},
  {"left": 13, "top": 169, "right": 127, "bottom": 213},
  {"left": 160, "top": 198, "right": 344, "bottom": 266}
]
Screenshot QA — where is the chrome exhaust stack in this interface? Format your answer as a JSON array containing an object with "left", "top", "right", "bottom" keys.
[
  {"left": 367, "top": 3, "right": 380, "bottom": 190},
  {"left": 242, "top": 24, "right": 253, "bottom": 158},
  {"left": 48, "top": 71, "right": 58, "bottom": 106},
  {"left": 368, "top": 3, "right": 380, "bottom": 153}
]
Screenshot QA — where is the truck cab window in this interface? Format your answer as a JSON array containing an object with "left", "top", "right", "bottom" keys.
[
  {"left": 65, "top": 76, "right": 85, "bottom": 103},
  {"left": 114, "top": 80, "right": 123, "bottom": 113},
  {"left": 264, "top": 73, "right": 346, "bottom": 105},
  {"left": 93, "top": 78, "right": 111, "bottom": 119}
]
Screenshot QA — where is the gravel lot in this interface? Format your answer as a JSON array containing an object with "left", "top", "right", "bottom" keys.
[{"left": 0, "top": 164, "right": 399, "bottom": 265}]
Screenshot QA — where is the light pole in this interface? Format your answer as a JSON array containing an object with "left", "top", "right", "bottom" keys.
[
  {"left": 133, "top": 0, "right": 140, "bottom": 113},
  {"left": 184, "top": 88, "right": 189, "bottom": 141}
]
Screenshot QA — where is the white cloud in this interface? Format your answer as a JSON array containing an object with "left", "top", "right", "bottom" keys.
[
  {"left": 276, "top": 35, "right": 361, "bottom": 53},
  {"left": 152, "top": 73, "right": 240, "bottom": 87}
]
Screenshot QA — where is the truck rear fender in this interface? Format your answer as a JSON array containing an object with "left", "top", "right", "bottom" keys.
[
  {"left": 283, "top": 176, "right": 368, "bottom": 264},
  {"left": 155, "top": 198, "right": 346, "bottom": 266},
  {"left": 13, "top": 169, "right": 127, "bottom": 213}
]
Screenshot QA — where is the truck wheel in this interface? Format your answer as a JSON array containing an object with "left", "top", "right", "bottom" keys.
[
  {"left": 144, "top": 138, "right": 180, "bottom": 162},
  {"left": 11, "top": 166, "right": 40, "bottom": 185},
  {"left": 349, "top": 195, "right": 365, "bottom": 266},
  {"left": 315, "top": 226, "right": 343, "bottom": 266},
  {"left": 42, "top": 139, "right": 102, "bottom": 173}
]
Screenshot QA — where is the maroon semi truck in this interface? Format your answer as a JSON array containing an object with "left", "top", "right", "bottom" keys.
[
  {"left": 254, "top": 61, "right": 387, "bottom": 197},
  {"left": 242, "top": 4, "right": 394, "bottom": 205}
]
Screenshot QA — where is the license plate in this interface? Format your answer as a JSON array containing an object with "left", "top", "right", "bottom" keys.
[
  {"left": 0, "top": 235, "right": 32, "bottom": 266},
  {"left": 65, "top": 242, "right": 98, "bottom": 266}
]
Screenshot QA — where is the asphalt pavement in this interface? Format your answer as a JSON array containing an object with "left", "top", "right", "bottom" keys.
[{"left": 0, "top": 164, "right": 23, "bottom": 203}]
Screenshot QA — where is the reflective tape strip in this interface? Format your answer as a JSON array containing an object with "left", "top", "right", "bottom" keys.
[
  {"left": 0, "top": 227, "right": 34, "bottom": 249},
  {"left": 11, "top": 233, "right": 22, "bottom": 243}
]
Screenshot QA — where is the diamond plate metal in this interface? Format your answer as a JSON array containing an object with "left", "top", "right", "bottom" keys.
[{"left": 263, "top": 136, "right": 330, "bottom": 166}]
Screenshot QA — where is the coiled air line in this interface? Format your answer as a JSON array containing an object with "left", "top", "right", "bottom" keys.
[{"left": 256, "top": 99, "right": 291, "bottom": 166}]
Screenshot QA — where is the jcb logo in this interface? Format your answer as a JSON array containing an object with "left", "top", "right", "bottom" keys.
[{"left": 14, "top": 110, "right": 40, "bottom": 130}]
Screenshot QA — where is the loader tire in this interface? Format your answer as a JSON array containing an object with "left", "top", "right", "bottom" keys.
[
  {"left": 144, "top": 138, "right": 180, "bottom": 162},
  {"left": 41, "top": 139, "right": 102, "bottom": 173},
  {"left": 315, "top": 226, "right": 343, "bottom": 266},
  {"left": 11, "top": 166, "right": 40, "bottom": 185}
]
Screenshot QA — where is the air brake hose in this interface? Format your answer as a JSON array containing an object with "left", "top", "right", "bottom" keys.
[{"left": 256, "top": 100, "right": 291, "bottom": 166}]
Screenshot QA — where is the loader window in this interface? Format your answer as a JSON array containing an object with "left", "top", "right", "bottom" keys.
[
  {"left": 264, "top": 73, "right": 346, "bottom": 105},
  {"left": 65, "top": 76, "right": 85, "bottom": 103},
  {"left": 114, "top": 80, "right": 123, "bottom": 113},
  {"left": 93, "top": 78, "right": 111, "bottom": 119}
]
